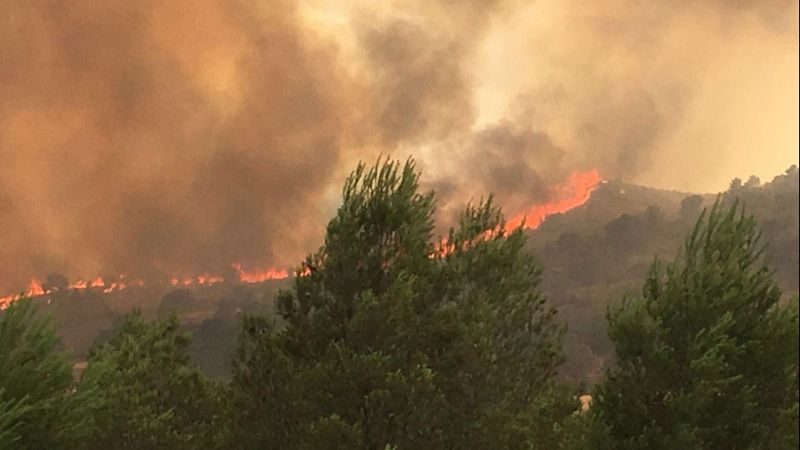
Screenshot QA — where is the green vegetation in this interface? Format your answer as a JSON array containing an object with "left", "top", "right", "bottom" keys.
[
  {"left": 228, "top": 159, "right": 573, "bottom": 448},
  {"left": 0, "top": 299, "right": 94, "bottom": 449},
  {"left": 0, "top": 159, "right": 797, "bottom": 448},
  {"left": 588, "top": 200, "right": 799, "bottom": 449},
  {"left": 77, "top": 311, "right": 222, "bottom": 449},
  {"left": 539, "top": 166, "right": 799, "bottom": 383}
]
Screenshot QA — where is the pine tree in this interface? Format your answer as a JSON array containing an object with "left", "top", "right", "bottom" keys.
[
  {"left": 0, "top": 393, "right": 29, "bottom": 450},
  {"left": 0, "top": 298, "right": 94, "bottom": 448},
  {"left": 230, "top": 158, "right": 574, "bottom": 449},
  {"left": 591, "top": 199, "right": 800, "bottom": 449},
  {"left": 78, "top": 311, "right": 223, "bottom": 449}
]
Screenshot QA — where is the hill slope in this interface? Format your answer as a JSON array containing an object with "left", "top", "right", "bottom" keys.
[
  {"left": 24, "top": 166, "right": 799, "bottom": 382},
  {"left": 531, "top": 166, "right": 799, "bottom": 381}
]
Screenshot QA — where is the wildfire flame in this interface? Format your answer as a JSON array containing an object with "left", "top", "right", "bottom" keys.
[
  {"left": 506, "top": 169, "right": 603, "bottom": 231},
  {"left": 0, "top": 169, "right": 602, "bottom": 310},
  {"left": 0, "top": 264, "right": 293, "bottom": 310},
  {"left": 1, "top": 279, "right": 46, "bottom": 309},
  {"left": 231, "top": 263, "right": 290, "bottom": 283},
  {"left": 433, "top": 169, "right": 603, "bottom": 256}
]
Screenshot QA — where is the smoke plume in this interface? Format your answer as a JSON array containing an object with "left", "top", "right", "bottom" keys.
[{"left": 0, "top": 0, "right": 797, "bottom": 290}]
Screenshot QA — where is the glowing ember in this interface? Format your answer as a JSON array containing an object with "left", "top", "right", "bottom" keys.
[
  {"left": 102, "top": 282, "right": 125, "bottom": 294},
  {"left": 169, "top": 272, "right": 238, "bottom": 287},
  {"left": 197, "top": 275, "right": 224, "bottom": 285}
]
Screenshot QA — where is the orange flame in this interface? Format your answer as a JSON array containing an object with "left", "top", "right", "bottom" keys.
[
  {"left": 506, "top": 169, "right": 602, "bottom": 231},
  {"left": 232, "top": 263, "right": 290, "bottom": 283},
  {"left": 433, "top": 169, "right": 603, "bottom": 257},
  {"left": 0, "top": 169, "right": 602, "bottom": 309},
  {"left": 27, "top": 279, "right": 45, "bottom": 296},
  {"left": 102, "top": 282, "right": 124, "bottom": 294},
  {"left": 0, "top": 295, "right": 14, "bottom": 309},
  {"left": 0, "top": 275, "right": 142, "bottom": 308}
]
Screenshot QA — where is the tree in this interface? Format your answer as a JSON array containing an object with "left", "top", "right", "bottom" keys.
[
  {"left": 591, "top": 199, "right": 800, "bottom": 449},
  {"left": 229, "top": 158, "right": 574, "bottom": 449},
  {"left": 189, "top": 286, "right": 264, "bottom": 379},
  {"left": 0, "top": 298, "right": 94, "bottom": 448},
  {"left": 744, "top": 175, "right": 761, "bottom": 189},
  {"left": 78, "top": 311, "right": 223, "bottom": 449},
  {"left": 0, "top": 393, "right": 29, "bottom": 450}
]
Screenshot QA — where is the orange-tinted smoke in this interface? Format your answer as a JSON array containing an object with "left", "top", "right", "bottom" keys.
[
  {"left": 0, "top": 0, "right": 352, "bottom": 292},
  {"left": 1, "top": 0, "right": 795, "bottom": 294}
]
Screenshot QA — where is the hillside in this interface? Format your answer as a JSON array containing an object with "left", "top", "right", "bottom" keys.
[
  {"left": 533, "top": 166, "right": 799, "bottom": 381},
  {"left": 26, "top": 166, "right": 799, "bottom": 382}
]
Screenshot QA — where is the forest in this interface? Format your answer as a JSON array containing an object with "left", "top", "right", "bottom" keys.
[{"left": 1, "top": 159, "right": 798, "bottom": 449}]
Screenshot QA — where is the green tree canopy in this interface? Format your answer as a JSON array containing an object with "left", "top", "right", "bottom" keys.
[
  {"left": 78, "top": 311, "right": 222, "bottom": 449},
  {"left": 229, "top": 158, "right": 574, "bottom": 449},
  {"left": 0, "top": 298, "right": 94, "bottom": 449},
  {"left": 591, "top": 200, "right": 800, "bottom": 449}
]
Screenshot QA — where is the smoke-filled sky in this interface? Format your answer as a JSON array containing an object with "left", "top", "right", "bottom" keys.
[{"left": 0, "top": 0, "right": 797, "bottom": 290}]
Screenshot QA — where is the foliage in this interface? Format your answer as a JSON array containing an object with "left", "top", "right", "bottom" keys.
[
  {"left": 0, "top": 298, "right": 94, "bottom": 449},
  {"left": 189, "top": 286, "right": 268, "bottom": 379},
  {"left": 0, "top": 392, "right": 29, "bottom": 449},
  {"left": 539, "top": 167, "right": 799, "bottom": 384},
  {"left": 2, "top": 162, "right": 796, "bottom": 449},
  {"left": 78, "top": 311, "right": 223, "bottom": 449},
  {"left": 591, "top": 199, "right": 800, "bottom": 449},
  {"left": 229, "top": 158, "right": 574, "bottom": 449}
]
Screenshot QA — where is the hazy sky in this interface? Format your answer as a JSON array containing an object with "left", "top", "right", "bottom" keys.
[
  {"left": 300, "top": 0, "right": 799, "bottom": 192},
  {"left": 0, "top": 0, "right": 797, "bottom": 289}
]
